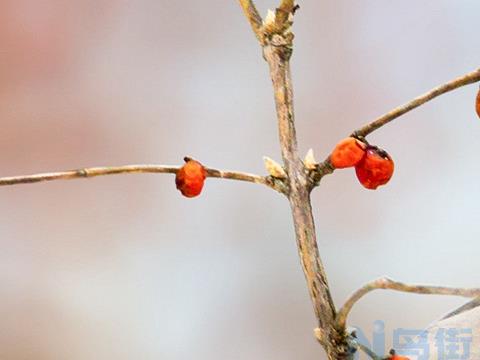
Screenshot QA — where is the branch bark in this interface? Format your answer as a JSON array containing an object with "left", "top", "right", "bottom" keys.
[
  {"left": 238, "top": 0, "right": 264, "bottom": 43},
  {"left": 263, "top": 38, "right": 338, "bottom": 326},
  {"left": 336, "top": 277, "right": 480, "bottom": 330},
  {"left": 0, "top": 164, "right": 283, "bottom": 192},
  {"left": 353, "top": 67, "right": 480, "bottom": 138},
  {"left": 238, "top": 1, "right": 353, "bottom": 357}
]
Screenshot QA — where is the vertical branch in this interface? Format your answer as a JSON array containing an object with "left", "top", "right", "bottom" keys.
[
  {"left": 239, "top": 2, "right": 354, "bottom": 358},
  {"left": 263, "top": 38, "right": 349, "bottom": 359}
]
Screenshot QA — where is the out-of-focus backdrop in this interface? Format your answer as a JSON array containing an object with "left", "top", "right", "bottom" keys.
[{"left": 0, "top": 1, "right": 479, "bottom": 359}]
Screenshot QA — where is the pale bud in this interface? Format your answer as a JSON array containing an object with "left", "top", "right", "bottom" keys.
[
  {"left": 263, "top": 156, "right": 287, "bottom": 179},
  {"left": 304, "top": 148, "right": 318, "bottom": 170},
  {"left": 263, "top": 9, "right": 277, "bottom": 33}
]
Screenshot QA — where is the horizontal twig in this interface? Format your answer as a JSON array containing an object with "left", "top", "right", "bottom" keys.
[
  {"left": 0, "top": 164, "right": 281, "bottom": 191},
  {"left": 353, "top": 67, "right": 480, "bottom": 137},
  {"left": 336, "top": 277, "right": 480, "bottom": 330}
]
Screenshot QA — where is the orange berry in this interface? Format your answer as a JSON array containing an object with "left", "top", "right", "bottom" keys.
[
  {"left": 175, "top": 158, "right": 207, "bottom": 198},
  {"left": 330, "top": 137, "right": 367, "bottom": 169},
  {"left": 476, "top": 87, "right": 480, "bottom": 119},
  {"left": 389, "top": 349, "right": 410, "bottom": 360},
  {"left": 391, "top": 356, "right": 410, "bottom": 360},
  {"left": 355, "top": 147, "right": 394, "bottom": 190}
]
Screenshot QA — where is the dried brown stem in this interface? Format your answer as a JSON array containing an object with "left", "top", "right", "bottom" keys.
[
  {"left": 238, "top": 0, "right": 264, "bottom": 43},
  {"left": 274, "top": 0, "right": 295, "bottom": 32},
  {"left": 263, "top": 40, "right": 338, "bottom": 326},
  {"left": 0, "top": 164, "right": 280, "bottom": 191},
  {"left": 353, "top": 67, "right": 480, "bottom": 138},
  {"left": 336, "top": 277, "right": 480, "bottom": 330},
  {"left": 238, "top": 1, "right": 353, "bottom": 358}
]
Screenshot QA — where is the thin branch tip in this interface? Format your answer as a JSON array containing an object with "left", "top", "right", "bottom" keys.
[
  {"left": 336, "top": 277, "right": 480, "bottom": 330},
  {"left": 238, "top": 0, "right": 264, "bottom": 43},
  {"left": 309, "top": 67, "right": 480, "bottom": 188},
  {"left": 355, "top": 67, "right": 480, "bottom": 137}
]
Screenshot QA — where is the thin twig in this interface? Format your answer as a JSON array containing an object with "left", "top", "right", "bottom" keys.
[
  {"left": 336, "top": 277, "right": 480, "bottom": 330},
  {"left": 441, "top": 296, "right": 480, "bottom": 320},
  {"left": 310, "top": 68, "right": 480, "bottom": 186},
  {"left": 353, "top": 68, "right": 480, "bottom": 138},
  {"left": 238, "top": 0, "right": 264, "bottom": 43},
  {"left": 0, "top": 164, "right": 280, "bottom": 191},
  {"left": 275, "top": 0, "right": 295, "bottom": 33},
  {"left": 356, "top": 343, "right": 383, "bottom": 360}
]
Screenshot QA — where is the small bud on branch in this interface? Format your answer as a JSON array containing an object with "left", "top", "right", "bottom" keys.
[
  {"left": 263, "top": 156, "right": 287, "bottom": 179},
  {"left": 303, "top": 149, "right": 318, "bottom": 170}
]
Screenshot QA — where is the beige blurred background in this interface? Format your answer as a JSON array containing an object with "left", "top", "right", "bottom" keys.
[{"left": 0, "top": 1, "right": 479, "bottom": 359}]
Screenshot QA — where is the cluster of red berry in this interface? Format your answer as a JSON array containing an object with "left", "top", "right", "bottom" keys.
[
  {"left": 330, "top": 137, "right": 394, "bottom": 190},
  {"left": 175, "top": 89, "right": 479, "bottom": 197}
]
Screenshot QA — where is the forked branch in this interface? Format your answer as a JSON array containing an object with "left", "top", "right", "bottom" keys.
[
  {"left": 239, "top": 1, "right": 348, "bottom": 358},
  {"left": 336, "top": 277, "right": 480, "bottom": 330}
]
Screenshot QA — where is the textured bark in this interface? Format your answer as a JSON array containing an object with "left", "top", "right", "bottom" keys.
[{"left": 263, "top": 39, "right": 352, "bottom": 359}]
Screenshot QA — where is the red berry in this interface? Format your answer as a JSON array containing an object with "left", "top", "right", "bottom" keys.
[
  {"left": 476, "top": 88, "right": 480, "bottom": 119},
  {"left": 390, "top": 356, "right": 410, "bottom": 360},
  {"left": 175, "top": 158, "right": 207, "bottom": 198},
  {"left": 355, "top": 147, "right": 394, "bottom": 190},
  {"left": 389, "top": 350, "right": 409, "bottom": 360},
  {"left": 330, "top": 137, "right": 367, "bottom": 169}
]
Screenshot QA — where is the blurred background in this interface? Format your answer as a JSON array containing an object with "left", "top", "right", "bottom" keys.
[{"left": 0, "top": 0, "right": 479, "bottom": 359}]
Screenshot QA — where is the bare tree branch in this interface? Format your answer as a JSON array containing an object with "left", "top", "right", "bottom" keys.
[
  {"left": 261, "top": 21, "right": 353, "bottom": 360},
  {"left": 336, "top": 277, "right": 480, "bottom": 330},
  {"left": 441, "top": 297, "right": 480, "bottom": 320},
  {"left": 353, "top": 68, "right": 480, "bottom": 138},
  {"left": 264, "top": 39, "right": 339, "bottom": 335},
  {"left": 239, "top": 3, "right": 480, "bottom": 360},
  {"left": 356, "top": 343, "right": 383, "bottom": 360},
  {"left": 274, "top": 0, "right": 295, "bottom": 33},
  {"left": 309, "top": 68, "right": 480, "bottom": 186},
  {"left": 238, "top": 1, "right": 350, "bottom": 358},
  {"left": 238, "top": 0, "right": 264, "bottom": 43},
  {"left": 0, "top": 164, "right": 284, "bottom": 192}
]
